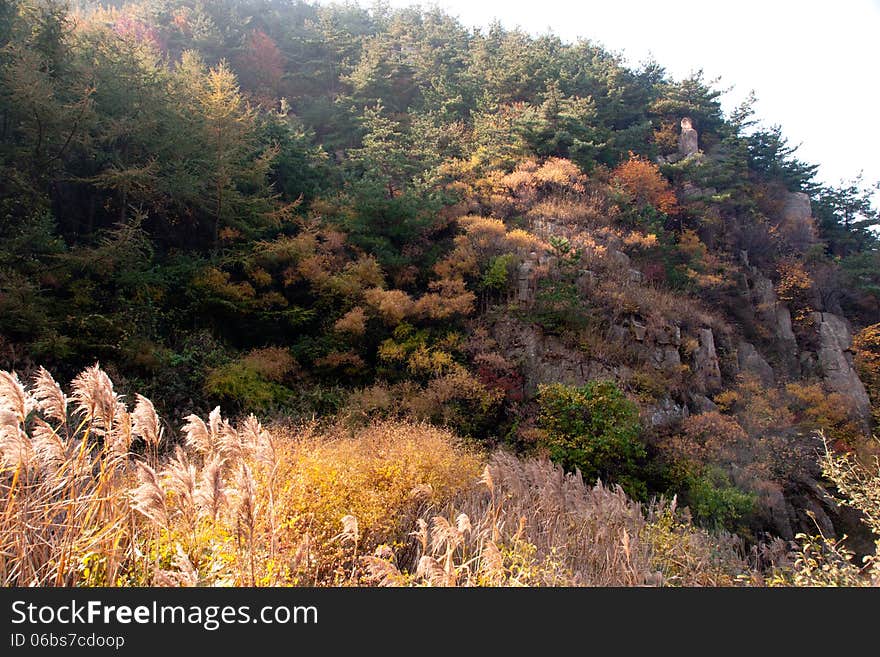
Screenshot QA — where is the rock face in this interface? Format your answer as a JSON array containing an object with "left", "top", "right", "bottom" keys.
[
  {"left": 812, "top": 312, "right": 872, "bottom": 422},
  {"left": 491, "top": 317, "right": 609, "bottom": 395},
  {"left": 779, "top": 191, "right": 817, "bottom": 252},
  {"left": 648, "top": 396, "right": 689, "bottom": 428},
  {"left": 652, "top": 346, "right": 681, "bottom": 372},
  {"left": 693, "top": 328, "right": 722, "bottom": 392},
  {"left": 738, "top": 262, "right": 799, "bottom": 376},
  {"left": 678, "top": 117, "right": 698, "bottom": 155},
  {"left": 776, "top": 305, "right": 796, "bottom": 343},
  {"left": 517, "top": 259, "right": 535, "bottom": 303},
  {"left": 737, "top": 341, "right": 775, "bottom": 385}
]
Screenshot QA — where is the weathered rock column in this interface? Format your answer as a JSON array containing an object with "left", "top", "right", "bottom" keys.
[{"left": 678, "top": 117, "right": 698, "bottom": 156}]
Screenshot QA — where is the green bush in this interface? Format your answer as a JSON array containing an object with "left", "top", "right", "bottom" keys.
[
  {"left": 537, "top": 380, "right": 646, "bottom": 499},
  {"left": 203, "top": 347, "right": 297, "bottom": 413},
  {"left": 675, "top": 464, "right": 755, "bottom": 531}
]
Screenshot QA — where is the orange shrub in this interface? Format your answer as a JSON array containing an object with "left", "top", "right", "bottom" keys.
[
  {"left": 852, "top": 323, "right": 880, "bottom": 418},
  {"left": 610, "top": 153, "right": 677, "bottom": 215}
]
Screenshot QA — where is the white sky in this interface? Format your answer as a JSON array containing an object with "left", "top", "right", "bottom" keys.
[{"left": 343, "top": 0, "right": 880, "bottom": 193}]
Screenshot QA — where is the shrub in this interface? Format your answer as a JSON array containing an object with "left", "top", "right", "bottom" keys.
[
  {"left": 784, "top": 382, "right": 863, "bottom": 449},
  {"left": 536, "top": 380, "right": 646, "bottom": 499},
  {"left": 610, "top": 153, "right": 677, "bottom": 216},
  {"left": 853, "top": 323, "right": 880, "bottom": 427},
  {"left": 776, "top": 259, "right": 816, "bottom": 328},
  {"left": 204, "top": 347, "right": 297, "bottom": 412},
  {"left": 673, "top": 463, "right": 755, "bottom": 530},
  {"left": 659, "top": 411, "right": 763, "bottom": 531},
  {"left": 530, "top": 236, "right": 587, "bottom": 334},
  {"left": 782, "top": 435, "right": 880, "bottom": 586}
]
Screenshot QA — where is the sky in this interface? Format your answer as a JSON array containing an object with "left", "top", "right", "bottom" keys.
[{"left": 341, "top": 0, "right": 880, "bottom": 195}]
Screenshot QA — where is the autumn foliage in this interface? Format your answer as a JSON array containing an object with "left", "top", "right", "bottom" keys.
[{"left": 610, "top": 153, "right": 678, "bottom": 215}]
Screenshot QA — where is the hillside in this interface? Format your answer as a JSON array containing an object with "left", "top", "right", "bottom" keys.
[{"left": 1, "top": 0, "right": 879, "bottom": 586}]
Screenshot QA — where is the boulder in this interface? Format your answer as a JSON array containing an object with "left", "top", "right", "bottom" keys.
[
  {"left": 577, "top": 270, "right": 596, "bottom": 294},
  {"left": 687, "top": 393, "right": 718, "bottom": 415},
  {"left": 763, "top": 485, "right": 796, "bottom": 541},
  {"left": 609, "top": 324, "right": 629, "bottom": 342},
  {"left": 737, "top": 341, "right": 775, "bottom": 385},
  {"left": 607, "top": 249, "right": 630, "bottom": 269},
  {"left": 628, "top": 268, "right": 643, "bottom": 284}
]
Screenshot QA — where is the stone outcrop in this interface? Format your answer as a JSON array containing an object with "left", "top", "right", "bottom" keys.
[
  {"left": 678, "top": 117, "right": 698, "bottom": 156},
  {"left": 648, "top": 396, "right": 689, "bottom": 428},
  {"left": 779, "top": 191, "right": 817, "bottom": 252},
  {"left": 812, "top": 312, "right": 872, "bottom": 422},
  {"left": 517, "top": 258, "right": 535, "bottom": 303},
  {"left": 652, "top": 345, "right": 681, "bottom": 372},
  {"left": 687, "top": 393, "right": 717, "bottom": 414},
  {"left": 738, "top": 260, "right": 799, "bottom": 375},
  {"left": 693, "top": 328, "right": 722, "bottom": 393},
  {"left": 491, "top": 317, "right": 610, "bottom": 395},
  {"left": 737, "top": 341, "right": 775, "bottom": 385}
]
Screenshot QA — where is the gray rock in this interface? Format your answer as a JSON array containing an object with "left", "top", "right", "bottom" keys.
[
  {"left": 656, "top": 324, "right": 681, "bottom": 346},
  {"left": 491, "top": 317, "right": 609, "bottom": 395},
  {"left": 782, "top": 191, "right": 811, "bottom": 224},
  {"left": 517, "top": 260, "right": 535, "bottom": 303},
  {"left": 609, "top": 324, "right": 629, "bottom": 342},
  {"left": 763, "top": 486, "right": 796, "bottom": 541},
  {"left": 678, "top": 117, "right": 699, "bottom": 155},
  {"left": 577, "top": 270, "right": 596, "bottom": 294},
  {"left": 652, "top": 345, "right": 681, "bottom": 372},
  {"left": 649, "top": 396, "right": 690, "bottom": 428},
  {"left": 693, "top": 328, "right": 722, "bottom": 393},
  {"left": 680, "top": 182, "right": 716, "bottom": 200},
  {"left": 607, "top": 249, "right": 630, "bottom": 269},
  {"left": 799, "top": 351, "right": 821, "bottom": 379},
  {"left": 628, "top": 268, "right": 643, "bottom": 284},
  {"left": 780, "top": 191, "right": 817, "bottom": 251},
  {"left": 688, "top": 393, "right": 718, "bottom": 415},
  {"left": 814, "top": 312, "right": 872, "bottom": 422},
  {"left": 776, "top": 305, "right": 796, "bottom": 342},
  {"left": 737, "top": 341, "right": 775, "bottom": 385},
  {"left": 751, "top": 271, "right": 777, "bottom": 312}
]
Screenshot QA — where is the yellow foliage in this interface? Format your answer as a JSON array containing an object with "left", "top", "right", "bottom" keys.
[
  {"left": 195, "top": 267, "right": 256, "bottom": 301},
  {"left": 623, "top": 231, "right": 659, "bottom": 250},
  {"left": 272, "top": 421, "right": 482, "bottom": 574},
  {"left": 775, "top": 259, "right": 815, "bottom": 323},
  {"left": 413, "top": 277, "right": 475, "bottom": 319}
]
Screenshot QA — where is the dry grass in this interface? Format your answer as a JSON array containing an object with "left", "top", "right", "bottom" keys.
[
  {"left": 3, "top": 364, "right": 865, "bottom": 587},
  {"left": 0, "top": 364, "right": 481, "bottom": 586},
  {"left": 359, "top": 451, "right": 757, "bottom": 586}
]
